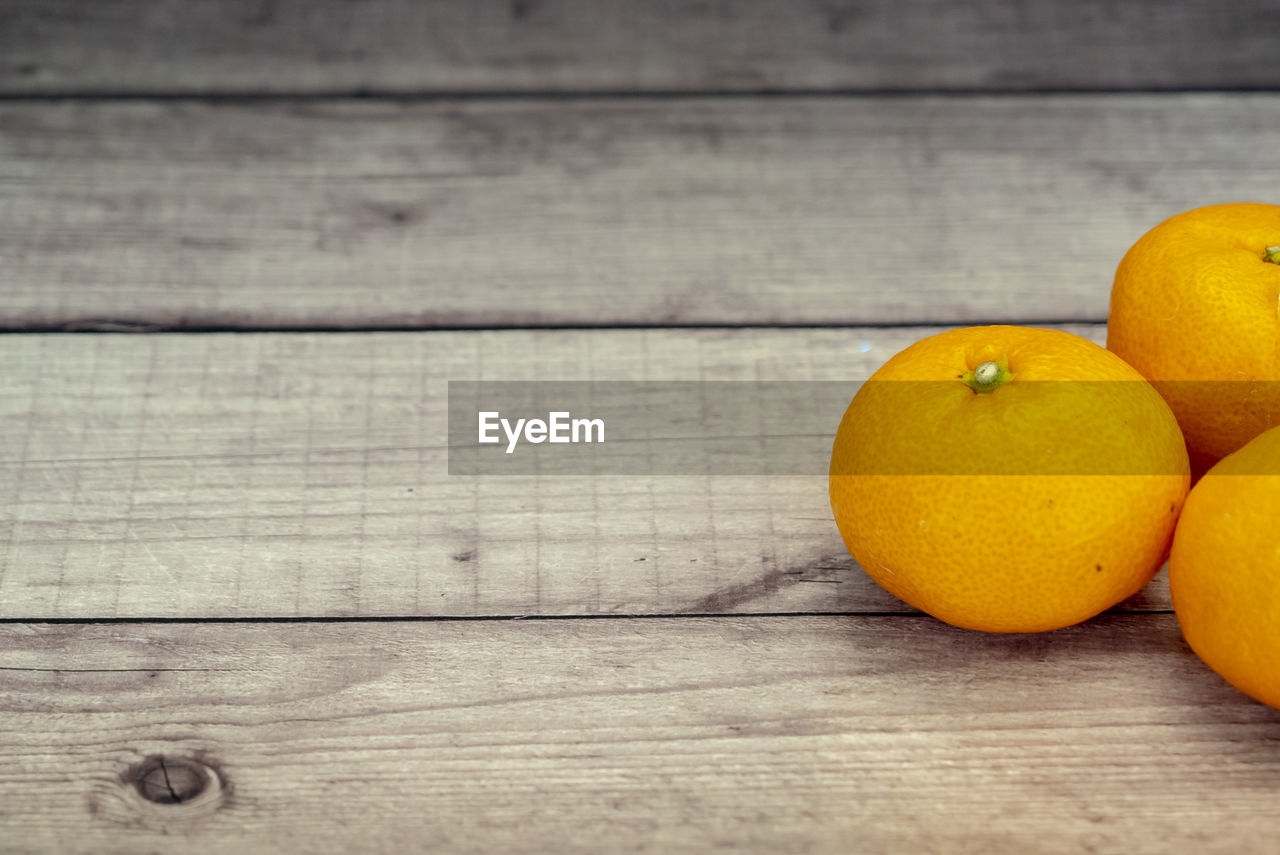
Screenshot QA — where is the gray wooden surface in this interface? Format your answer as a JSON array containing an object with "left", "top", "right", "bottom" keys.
[
  {"left": 3, "top": 617, "right": 1278, "bottom": 855},
  {"left": 5, "top": 96, "right": 1280, "bottom": 329},
  {"left": 3, "top": 3, "right": 1278, "bottom": 851},
  {"left": 4, "top": 0, "right": 1280, "bottom": 95}
]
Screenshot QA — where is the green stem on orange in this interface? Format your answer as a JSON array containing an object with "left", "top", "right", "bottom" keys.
[
  {"left": 962, "top": 360, "right": 1014, "bottom": 394},
  {"left": 1264, "top": 246, "right": 1280, "bottom": 265}
]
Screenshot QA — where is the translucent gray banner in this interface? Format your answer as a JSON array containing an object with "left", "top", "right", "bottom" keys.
[{"left": 447, "top": 381, "right": 1279, "bottom": 475}]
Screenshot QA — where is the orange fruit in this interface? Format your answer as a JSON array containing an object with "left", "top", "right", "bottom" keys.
[
  {"left": 1169, "top": 424, "right": 1280, "bottom": 710},
  {"left": 1107, "top": 203, "right": 1280, "bottom": 472},
  {"left": 829, "top": 325, "right": 1190, "bottom": 633}
]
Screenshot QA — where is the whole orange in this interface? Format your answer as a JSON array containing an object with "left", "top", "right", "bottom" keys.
[
  {"left": 1170, "top": 425, "right": 1280, "bottom": 710},
  {"left": 829, "top": 325, "right": 1190, "bottom": 633},
  {"left": 1107, "top": 203, "right": 1280, "bottom": 471}
]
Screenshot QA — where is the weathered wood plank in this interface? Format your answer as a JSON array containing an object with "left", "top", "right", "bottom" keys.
[
  {"left": 3, "top": 96, "right": 1279, "bottom": 328},
  {"left": 1, "top": 615, "right": 1277, "bottom": 853},
  {"left": 0, "top": 326, "right": 1179, "bottom": 620},
  {"left": 3, "top": 0, "right": 1279, "bottom": 95}
]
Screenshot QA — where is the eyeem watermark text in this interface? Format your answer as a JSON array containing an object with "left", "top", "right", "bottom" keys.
[{"left": 478, "top": 411, "right": 606, "bottom": 454}]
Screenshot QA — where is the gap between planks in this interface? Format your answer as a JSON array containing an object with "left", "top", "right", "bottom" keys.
[
  {"left": 0, "top": 608, "right": 1175, "bottom": 626},
  {"left": 2, "top": 319, "right": 1110, "bottom": 334},
  {"left": 4, "top": 87, "right": 1278, "bottom": 102}
]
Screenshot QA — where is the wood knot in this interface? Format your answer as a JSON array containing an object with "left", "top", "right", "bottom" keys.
[
  {"left": 90, "top": 752, "right": 229, "bottom": 829},
  {"left": 134, "top": 756, "right": 208, "bottom": 803},
  {"left": 126, "top": 755, "right": 222, "bottom": 807}
]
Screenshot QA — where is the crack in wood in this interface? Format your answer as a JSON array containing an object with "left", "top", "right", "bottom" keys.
[
  {"left": 689, "top": 557, "right": 853, "bottom": 612},
  {"left": 158, "top": 758, "right": 182, "bottom": 804},
  {"left": 0, "top": 666, "right": 235, "bottom": 673}
]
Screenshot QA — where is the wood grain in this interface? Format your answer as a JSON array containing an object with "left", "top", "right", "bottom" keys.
[
  {"left": 1, "top": 615, "right": 1277, "bottom": 853},
  {"left": 3, "top": 96, "right": 1280, "bottom": 329},
  {"left": 4, "top": 0, "right": 1279, "bottom": 95},
  {"left": 0, "top": 325, "right": 1181, "bottom": 620}
]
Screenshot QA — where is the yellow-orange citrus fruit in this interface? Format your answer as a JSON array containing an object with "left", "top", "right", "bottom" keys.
[
  {"left": 829, "top": 325, "right": 1190, "bottom": 633},
  {"left": 1107, "top": 203, "right": 1280, "bottom": 472},
  {"left": 1170, "top": 425, "right": 1280, "bottom": 710}
]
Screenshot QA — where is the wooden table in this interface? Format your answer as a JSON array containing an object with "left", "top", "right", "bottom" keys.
[{"left": 3, "top": 2, "right": 1280, "bottom": 851}]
